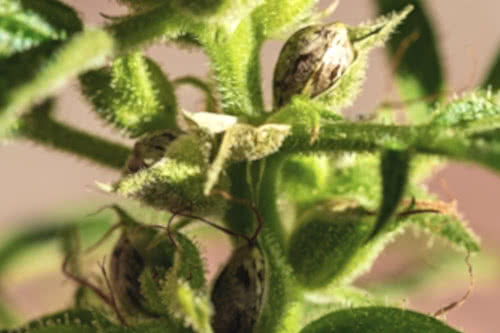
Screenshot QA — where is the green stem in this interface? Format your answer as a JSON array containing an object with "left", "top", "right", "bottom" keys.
[
  {"left": 199, "top": 20, "right": 264, "bottom": 119},
  {"left": 255, "top": 153, "right": 301, "bottom": 333},
  {"left": 258, "top": 153, "right": 286, "bottom": 249},
  {"left": 108, "top": 5, "right": 186, "bottom": 52},
  {"left": 279, "top": 120, "right": 500, "bottom": 174},
  {"left": 224, "top": 162, "right": 255, "bottom": 242},
  {"left": 17, "top": 100, "right": 130, "bottom": 169}
]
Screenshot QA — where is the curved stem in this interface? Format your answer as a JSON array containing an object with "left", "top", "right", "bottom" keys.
[
  {"left": 257, "top": 153, "right": 287, "bottom": 250},
  {"left": 17, "top": 100, "right": 130, "bottom": 169}
]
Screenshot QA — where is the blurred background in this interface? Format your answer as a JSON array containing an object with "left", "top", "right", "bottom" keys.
[{"left": 1, "top": 1, "right": 499, "bottom": 332}]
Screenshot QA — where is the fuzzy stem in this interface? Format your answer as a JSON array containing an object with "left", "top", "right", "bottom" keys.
[
  {"left": 17, "top": 100, "right": 130, "bottom": 169},
  {"left": 223, "top": 162, "right": 255, "bottom": 240},
  {"left": 257, "top": 153, "right": 286, "bottom": 249}
]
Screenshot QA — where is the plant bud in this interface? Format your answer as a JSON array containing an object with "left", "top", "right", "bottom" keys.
[
  {"left": 273, "top": 22, "right": 355, "bottom": 108},
  {"left": 211, "top": 245, "right": 266, "bottom": 333},
  {"left": 287, "top": 202, "right": 374, "bottom": 288},
  {"left": 124, "top": 130, "right": 180, "bottom": 174}
]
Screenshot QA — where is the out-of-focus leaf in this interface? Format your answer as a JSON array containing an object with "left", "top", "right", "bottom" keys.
[
  {"left": 367, "top": 250, "right": 500, "bottom": 298},
  {"left": 0, "top": 0, "right": 82, "bottom": 57},
  {"left": 430, "top": 90, "right": 500, "bottom": 135},
  {"left": 0, "top": 210, "right": 114, "bottom": 276},
  {"left": 299, "top": 307, "right": 461, "bottom": 333},
  {"left": 371, "top": 149, "right": 411, "bottom": 238},
  {"left": 400, "top": 202, "right": 480, "bottom": 253},
  {"left": 0, "top": 29, "right": 115, "bottom": 136},
  {"left": 483, "top": 45, "right": 500, "bottom": 90},
  {"left": 376, "top": 0, "right": 444, "bottom": 123},
  {"left": 0, "top": 308, "right": 114, "bottom": 333}
]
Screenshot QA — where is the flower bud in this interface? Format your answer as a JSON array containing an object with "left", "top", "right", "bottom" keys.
[{"left": 273, "top": 22, "right": 355, "bottom": 108}]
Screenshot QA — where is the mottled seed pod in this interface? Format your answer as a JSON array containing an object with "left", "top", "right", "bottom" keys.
[
  {"left": 110, "top": 225, "right": 204, "bottom": 316},
  {"left": 124, "top": 130, "right": 180, "bottom": 174},
  {"left": 273, "top": 22, "right": 355, "bottom": 108},
  {"left": 211, "top": 245, "right": 266, "bottom": 333}
]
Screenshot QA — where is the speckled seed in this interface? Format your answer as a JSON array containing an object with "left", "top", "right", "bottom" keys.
[
  {"left": 273, "top": 22, "right": 355, "bottom": 108},
  {"left": 124, "top": 130, "right": 179, "bottom": 174},
  {"left": 110, "top": 234, "right": 148, "bottom": 315},
  {"left": 211, "top": 245, "right": 266, "bottom": 333}
]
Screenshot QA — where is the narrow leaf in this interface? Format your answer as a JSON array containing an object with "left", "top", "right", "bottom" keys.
[
  {"left": 376, "top": 0, "right": 444, "bottom": 123},
  {"left": 299, "top": 307, "right": 461, "bottom": 333},
  {"left": 400, "top": 202, "right": 480, "bottom": 253},
  {"left": 371, "top": 149, "right": 411, "bottom": 238},
  {"left": 2, "top": 309, "right": 114, "bottom": 333},
  {"left": 0, "top": 0, "right": 82, "bottom": 57},
  {"left": 204, "top": 123, "right": 290, "bottom": 195},
  {"left": 80, "top": 52, "right": 178, "bottom": 137},
  {"left": 483, "top": 45, "right": 500, "bottom": 90}
]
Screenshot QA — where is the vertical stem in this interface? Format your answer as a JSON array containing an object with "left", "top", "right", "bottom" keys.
[
  {"left": 224, "top": 162, "right": 255, "bottom": 241},
  {"left": 257, "top": 153, "right": 286, "bottom": 249}
]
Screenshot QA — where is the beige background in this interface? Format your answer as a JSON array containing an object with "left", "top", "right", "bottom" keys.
[{"left": 1, "top": 1, "right": 500, "bottom": 332}]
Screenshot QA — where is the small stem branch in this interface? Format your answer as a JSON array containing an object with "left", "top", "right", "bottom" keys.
[{"left": 17, "top": 101, "right": 130, "bottom": 169}]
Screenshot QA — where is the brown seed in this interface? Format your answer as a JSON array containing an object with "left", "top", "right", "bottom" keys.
[
  {"left": 211, "top": 245, "right": 266, "bottom": 333},
  {"left": 273, "top": 22, "right": 355, "bottom": 108}
]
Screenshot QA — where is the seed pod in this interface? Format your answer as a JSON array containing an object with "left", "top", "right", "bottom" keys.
[
  {"left": 273, "top": 22, "right": 355, "bottom": 108},
  {"left": 110, "top": 224, "right": 204, "bottom": 316},
  {"left": 124, "top": 130, "right": 180, "bottom": 174},
  {"left": 287, "top": 203, "right": 374, "bottom": 288},
  {"left": 211, "top": 245, "right": 266, "bottom": 333}
]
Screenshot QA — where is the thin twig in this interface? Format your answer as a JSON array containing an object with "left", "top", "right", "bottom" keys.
[
  {"left": 98, "top": 259, "right": 128, "bottom": 326},
  {"left": 211, "top": 189, "right": 263, "bottom": 244},
  {"left": 433, "top": 251, "right": 474, "bottom": 317}
]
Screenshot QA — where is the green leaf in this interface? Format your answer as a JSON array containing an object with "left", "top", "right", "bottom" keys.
[
  {"left": 114, "top": 131, "right": 229, "bottom": 215},
  {"left": 252, "top": 0, "right": 318, "bottom": 39},
  {"left": 376, "top": 0, "right": 444, "bottom": 124},
  {"left": 279, "top": 154, "right": 330, "bottom": 202},
  {"left": 400, "top": 203, "right": 480, "bottom": 253},
  {"left": 0, "top": 208, "right": 115, "bottom": 276},
  {"left": 0, "top": 41, "right": 59, "bottom": 108},
  {"left": 0, "top": 29, "right": 115, "bottom": 136},
  {"left": 198, "top": 18, "right": 264, "bottom": 118},
  {"left": 299, "top": 307, "right": 461, "bottom": 333},
  {"left": 204, "top": 123, "right": 290, "bottom": 195},
  {"left": 325, "top": 154, "right": 381, "bottom": 209},
  {"left": 15, "top": 99, "right": 131, "bottom": 169},
  {"left": 287, "top": 204, "right": 375, "bottom": 288},
  {"left": 483, "top": 44, "right": 500, "bottom": 90},
  {"left": 2, "top": 308, "right": 114, "bottom": 333},
  {"left": 80, "top": 52, "right": 178, "bottom": 137},
  {"left": 304, "top": 285, "right": 393, "bottom": 308},
  {"left": 371, "top": 149, "right": 411, "bottom": 238},
  {"left": 0, "top": 0, "right": 82, "bottom": 57},
  {"left": 430, "top": 90, "right": 500, "bottom": 135}
]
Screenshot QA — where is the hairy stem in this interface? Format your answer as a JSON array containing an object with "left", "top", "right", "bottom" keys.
[{"left": 17, "top": 100, "right": 130, "bottom": 169}]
